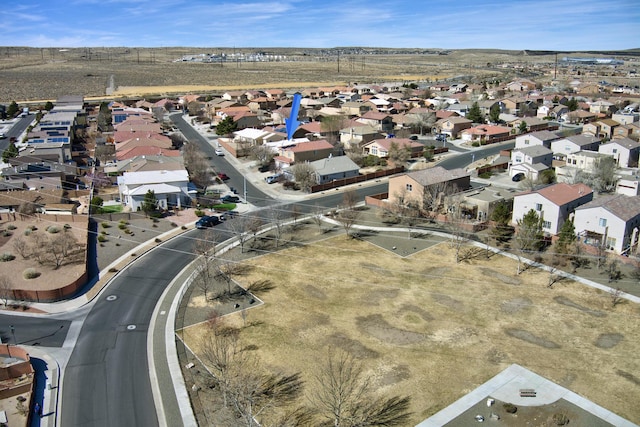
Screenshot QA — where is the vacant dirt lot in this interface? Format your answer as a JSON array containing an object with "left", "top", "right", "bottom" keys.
[
  {"left": 0, "top": 46, "right": 559, "bottom": 102},
  {"left": 179, "top": 221, "right": 640, "bottom": 426}
]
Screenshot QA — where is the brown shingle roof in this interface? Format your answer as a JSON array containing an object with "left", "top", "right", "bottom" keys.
[{"left": 535, "top": 183, "right": 593, "bottom": 206}]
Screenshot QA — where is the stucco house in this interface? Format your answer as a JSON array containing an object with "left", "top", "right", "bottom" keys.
[
  {"left": 574, "top": 194, "right": 640, "bottom": 255},
  {"left": 308, "top": 156, "right": 360, "bottom": 184},
  {"left": 598, "top": 137, "right": 640, "bottom": 168},
  {"left": 362, "top": 138, "right": 423, "bottom": 158},
  {"left": 550, "top": 135, "right": 601, "bottom": 157},
  {"left": 117, "top": 169, "right": 194, "bottom": 211},
  {"left": 356, "top": 112, "right": 395, "bottom": 133},
  {"left": 434, "top": 117, "right": 472, "bottom": 138},
  {"left": 460, "top": 125, "right": 511, "bottom": 144},
  {"left": 279, "top": 140, "right": 334, "bottom": 165},
  {"left": 512, "top": 183, "right": 593, "bottom": 236},
  {"left": 387, "top": 166, "right": 470, "bottom": 209},
  {"left": 515, "top": 130, "right": 561, "bottom": 149},
  {"left": 339, "top": 125, "right": 384, "bottom": 150}
]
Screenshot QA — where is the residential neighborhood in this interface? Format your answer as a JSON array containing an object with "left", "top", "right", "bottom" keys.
[{"left": 1, "top": 58, "right": 640, "bottom": 427}]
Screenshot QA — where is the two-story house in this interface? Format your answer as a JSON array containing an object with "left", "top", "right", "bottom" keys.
[
  {"left": 387, "top": 166, "right": 470, "bottom": 210},
  {"left": 515, "top": 130, "right": 562, "bottom": 149},
  {"left": 512, "top": 183, "right": 594, "bottom": 236},
  {"left": 434, "top": 117, "right": 473, "bottom": 138},
  {"left": 550, "top": 135, "right": 601, "bottom": 159},
  {"left": 510, "top": 145, "right": 553, "bottom": 180},
  {"left": 598, "top": 137, "right": 640, "bottom": 168},
  {"left": 574, "top": 194, "right": 640, "bottom": 254},
  {"left": 339, "top": 125, "right": 384, "bottom": 150}
]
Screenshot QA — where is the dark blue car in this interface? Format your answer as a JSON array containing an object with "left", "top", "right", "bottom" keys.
[{"left": 196, "top": 215, "right": 220, "bottom": 229}]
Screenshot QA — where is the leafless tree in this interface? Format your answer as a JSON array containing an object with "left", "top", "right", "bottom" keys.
[
  {"left": 250, "top": 144, "right": 275, "bottom": 167},
  {"left": 309, "top": 348, "right": 411, "bottom": 427},
  {"left": 312, "top": 205, "right": 326, "bottom": 233},
  {"left": 422, "top": 181, "right": 454, "bottom": 220},
  {"left": 228, "top": 216, "right": 253, "bottom": 253},
  {"left": 387, "top": 141, "right": 411, "bottom": 164},
  {"left": 215, "top": 255, "right": 238, "bottom": 296},
  {"left": 605, "top": 257, "right": 623, "bottom": 283},
  {"left": 0, "top": 275, "right": 13, "bottom": 307},
  {"left": 320, "top": 115, "right": 348, "bottom": 144},
  {"left": 183, "top": 142, "right": 211, "bottom": 189},
  {"left": 12, "top": 237, "right": 30, "bottom": 259},
  {"left": 408, "top": 111, "right": 436, "bottom": 135},
  {"left": 201, "top": 324, "right": 244, "bottom": 408},
  {"left": 192, "top": 230, "right": 217, "bottom": 301},
  {"left": 609, "top": 287, "right": 624, "bottom": 307},
  {"left": 268, "top": 206, "right": 286, "bottom": 248},
  {"left": 291, "top": 162, "right": 316, "bottom": 192},
  {"left": 337, "top": 190, "right": 360, "bottom": 239}
]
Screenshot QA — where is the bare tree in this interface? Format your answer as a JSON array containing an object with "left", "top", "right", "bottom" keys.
[
  {"left": 228, "top": 216, "right": 253, "bottom": 253},
  {"left": 337, "top": 190, "right": 360, "bottom": 239},
  {"left": 0, "top": 275, "right": 13, "bottom": 307},
  {"left": 387, "top": 141, "right": 411, "bottom": 165},
  {"left": 268, "top": 206, "right": 286, "bottom": 248},
  {"left": 408, "top": 111, "right": 436, "bottom": 135},
  {"left": 201, "top": 324, "right": 244, "bottom": 408},
  {"left": 12, "top": 237, "right": 30, "bottom": 259},
  {"left": 609, "top": 287, "right": 624, "bottom": 307},
  {"left": 250, "top": 144, "right": 275, "bottom": 167},
  {"left": 605, "top": 257, "right": 623, "bottom": 283},
  {"left": 312, "top": 205, "right": 326, "bottom": 233},
  {"left": 215, "top": 255, "right": 238, "bottom": 296},
  {"left": 192, "top": 230, "right": 217, "bottom": 301},
  {"left": 291, "top": 162, "right": 316, "bottom": 192},
  {"left": 183, "top": 142, "right": 211, "bottom": 189},
  {"left": 422, "top": 182, "right": 453, "bottom": 220},
  {"left": 309, "top": 348, "right": 411, "bottom": 427}
]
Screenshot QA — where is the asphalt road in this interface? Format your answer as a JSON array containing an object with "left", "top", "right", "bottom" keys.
[
  {"left": 0, "top": 114, "right": 35, "bottom": 152},
  {"left": 60, "top": 232, "right": 198, "bottom": 427},
  {"left": 4, "top": 117, "right": 483, "bottom": 427}
]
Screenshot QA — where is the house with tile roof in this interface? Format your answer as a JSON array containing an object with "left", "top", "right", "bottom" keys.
[
  {"left": 512, "top": 183, "right": 593, "bottom": 235},
  {"left": 361, "top": 138, "right": 423, "bottom": 159},
  {"left": 460, "top": 124, "right": 511, "bottom": 144},
  {"left": 598, "top": 137, "right": 640, "bottom": 168},
  {"left": 387, "top": 166, "right": 470, "bottom": 209},
  {"left": 573, "top": 194, "right": 640, "bottom": 254}
]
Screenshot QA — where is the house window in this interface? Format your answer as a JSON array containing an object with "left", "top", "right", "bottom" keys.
[
  {"left": 599, "top": 218, "right": 607, "bottom": 227},
  {"left": 371, "top": 147, "right": 378, "bottom": 155},
  {"left": 612, "top": 148, "right": 617, "bottom": 154},
  {"left": 535, "top": 203, "right": 542, "bottom": 211},
  {"left": 406, "top": 184, "right": 412, "bottom": 192},
  {"left": 543, "top": 220, "right": 551, "bottom": 229},
  {"left": 606, "top": 237, "right": 616, "bottom": 249},
  {"left": 524, "top": 139, "right": 530, "bottom": 145}
]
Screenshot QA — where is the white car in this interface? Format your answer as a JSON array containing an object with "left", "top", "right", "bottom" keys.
[{"left": 215, "top": 148, "right": 224, "bottom": 156}]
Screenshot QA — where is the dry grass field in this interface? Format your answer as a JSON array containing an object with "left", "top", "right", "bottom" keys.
[
  {"left": 180, "top": 227, "right": 640, "bottom": 426},
  {"left": 0, "top": 46, "right": 564, "bottom": 102}
]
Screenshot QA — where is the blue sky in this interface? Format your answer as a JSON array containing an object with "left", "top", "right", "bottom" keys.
[{"left": 1, "top": 0, "right": 638, "bottom": 50}]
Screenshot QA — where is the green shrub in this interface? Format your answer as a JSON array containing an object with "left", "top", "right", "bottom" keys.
[
  {"left": 27, "top": 225, "right": 37, "bottom": 231},
  {"left": 118, "top": 223, "right": 127, "bottom": 230},
  {"left": 119, "top": 220, "right": 129, "bottom": 225},
  {"left": 472, "top": 141, "right": 480, "bottom": 147},
  {"left": 64, "top": 223, "right": 72, "bottom": 230},
  {"left": 7, "top": 224, "right": 17, "bottom": 230},
  {"left": 101, "top": 222, "right": 111, "bottom": 229},
  {"left": 155, "top": 238, "right": 162, "bottom": 243},
  {"left": 479, "top": 171, "right": 492, "bottom": 179},
  {"left": 23, "top": 229, "right": 32, "bottom": 236},
  {"left": 97, "top": 234, "right": 107, "bottom": 242},
  {"left": 2, "top": 231, "right": 12, "bottom": 237},
  {"left": 181, "top": 225, "right": 187, "bottom": 230},
  {"left": 124, "top": 229, "right": 132, "bottom": 234},
  {"left": 171, "top": 222, "right": 178, "bottom": 227},
  {"left": 195, "top": 209, "right": 205, "bottom": 217},
  {"left": 23, "top": 268, "right": 40, "bottom": 279},
  {"left": 1, "top": 252, "right": 16, "bottom": 262},
  {"left": 47, "top": 226, "right": 61, "bottom": 234}
]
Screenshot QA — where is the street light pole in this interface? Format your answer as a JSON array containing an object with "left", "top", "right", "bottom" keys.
[
  {"left": 243, "top": 176, "right": 247, "bottom": 203},
  {"left": 10, "top": 325, "right": 16, "bottom": 346}
]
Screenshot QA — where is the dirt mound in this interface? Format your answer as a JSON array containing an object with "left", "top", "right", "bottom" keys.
[
  {"left": 554, "top": 296, "right": 606, "bottom": 317},
  {"left": 595, "top": 333, "right": 624, "bottom": 349}
]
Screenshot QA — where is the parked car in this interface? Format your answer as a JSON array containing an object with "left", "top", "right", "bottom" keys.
[
  {"left": 215, "top": 148, "right": 224, "bottom": 156},
  {"left": 196, "top": 215, "right": 220, "bottom": 229},
  {"left": 512, "top": 173, "right": 525, "bottom": 182},
  {"left": 435, "top": 134, "right": 447, "bottom": 142},
  {"left": 265, "top": 174, "right": 281, "bottom": 184},
  {"left": 409, "top": 135, "right": 419, "bottom": 140},
  {"left": 258, "top": 163, "right": 273, "bottom": 173},
  {"left": 221, "top": 195, "right": 240, "bottom": 203},
  {"left": 217, "top": 172, "right": 230, "bottom": 181}
]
